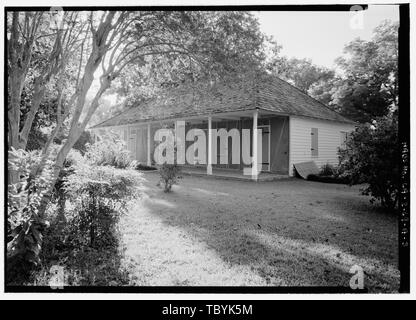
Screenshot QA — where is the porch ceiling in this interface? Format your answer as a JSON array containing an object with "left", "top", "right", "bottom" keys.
[{"left": 92, "top": 108, "right": 286, "bottom": 130}]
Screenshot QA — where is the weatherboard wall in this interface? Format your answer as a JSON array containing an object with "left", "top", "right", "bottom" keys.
[{"left": 288, "top": 116, "right": 356, "bottom": 176}]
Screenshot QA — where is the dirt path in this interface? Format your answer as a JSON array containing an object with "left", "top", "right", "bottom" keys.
[{"left": 119, "top": 172, "right": 399, "bottom": 291}]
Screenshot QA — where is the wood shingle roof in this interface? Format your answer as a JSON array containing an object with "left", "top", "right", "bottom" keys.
[{"left": 91, "top": 73, "right": 354, "bottom": 129}]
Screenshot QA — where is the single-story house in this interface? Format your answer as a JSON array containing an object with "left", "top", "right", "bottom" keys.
[{"left": 90, "top": 73, "right": 355, "bottom": 178}]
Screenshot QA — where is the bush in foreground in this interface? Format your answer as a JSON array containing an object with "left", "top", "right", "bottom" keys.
[
  {"left": 7, "top": 148, "right": 55, "bottom": 282},
  {"left": 8, "top": 142, "right": 143, "bottom": 285},
  {"left": 26, "top": 163, "right": 143, "bottom": 286},
  {"left": 65, "top": 163, "right": 143, "bottom": 247}
]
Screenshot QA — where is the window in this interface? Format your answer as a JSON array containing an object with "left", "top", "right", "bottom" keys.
[{"left": 311, "top": 128, "right": 318, "bottom": 157}]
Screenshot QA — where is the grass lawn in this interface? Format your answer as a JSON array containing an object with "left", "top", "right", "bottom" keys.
[{"left": 120, "top": 172, "right": 399, "bottom": 292}]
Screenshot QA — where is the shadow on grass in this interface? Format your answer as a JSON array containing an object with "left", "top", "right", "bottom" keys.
[
  {"left": 139, "top": 176, "right": 399, "bottom": 291},
  {"left": 6, "top": 219, "right": 133, "bottom": 287}
]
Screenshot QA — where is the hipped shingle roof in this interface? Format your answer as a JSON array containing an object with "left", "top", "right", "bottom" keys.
[{"left": 91, "top": 73, "right": 354, "bottom": 129}]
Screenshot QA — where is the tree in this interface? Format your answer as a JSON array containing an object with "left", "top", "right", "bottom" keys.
[
  {"left": 8, "top": 11, "right": 79, "bottom": 151},
  {"left": 332, "top": 20, "right": 398, "bottom": 122},
  {"left": 7, "top": 10, "right": 267, "bottom": 268},
  {"left": 99, "top": 11, "right": 268, "bottom": 124},
  {"left": 308, "top": 77, "right": 341, "bottom": 107},
  {"left": 18, "top": 86, "right": 59, "bottom": 151},
  {"left": 265, "top": 20, "right": 399, "bottom": 123},
  {"left": 7, "top": 10, "right": 266, "bottom": 234},
  {"left": 268, "top": 56, "right": 335, "bottom": 95}
]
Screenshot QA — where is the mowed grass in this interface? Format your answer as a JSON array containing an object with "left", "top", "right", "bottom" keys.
[{"left": 120, "top": 172, "right": 399, "bottom": 292}]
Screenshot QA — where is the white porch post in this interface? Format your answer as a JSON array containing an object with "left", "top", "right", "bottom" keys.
[
  {"left": 147, "top": 123, "right": 151, "bottom": 166},
  {"left": 252, "top": 109, "right": 259, "bottom": 181},
  {"left": 207, "top": 116, "right": 213, "bottom": 175}
]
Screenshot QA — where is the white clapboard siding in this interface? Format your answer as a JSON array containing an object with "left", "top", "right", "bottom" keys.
[{"left": 289, "top": 116, "right": 355, "bottom": 176}]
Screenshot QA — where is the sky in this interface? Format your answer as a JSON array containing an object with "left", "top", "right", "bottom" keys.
[
  {"left": 254, "top": 4, "right": 399, "bottom": 69},
  {"left": 94, "top": 5, "right": 400, "bottom": 104}
]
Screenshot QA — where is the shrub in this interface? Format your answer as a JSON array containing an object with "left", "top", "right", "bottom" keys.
[
  {"left": 7, "top": 148, "right": 54, "bottom": 277},
  {"left": 320, "top": 163, "right": 335, "bottom": 176},
  {"left": 64, "top": 163, "right": 143, "bottom": 248},
  {"left": 307, "top": 163, "right": 350, "bottom": 184},
  {"left": 52, "top": 149, "right": 86, "bottom": 225},
  {"left": 85, "top": 137, "right": 133, "bottom": 169},
  {"left": 25, "top": 160, "right": 143, "bottom": 286},
  {"left": 33, "top": 214, "right": 133, "bottom": 286},
  {"left": 26, "top": 130, "right": 48, "bottom": 151},
  {"left": 73, "top": 131, "right": 94, "bottom": 155},
  {"left": 157, "top": 163, "right": 181, "bottom": 192},
  {"left": 307, "top": 174, "right": 350, "bottom": 184},
  {"left": 338, "top": 115, "right": 400, "bottom": 210},
  {"left": 64, "top": 149, "right": 85, "bottom": 168},
  {"left": 7, "top": 144, "right": 143, "bottom": 285}
]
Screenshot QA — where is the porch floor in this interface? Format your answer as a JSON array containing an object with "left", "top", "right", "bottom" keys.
[{"left": 180, "top": 166, "right": 290, "bottom": 182}]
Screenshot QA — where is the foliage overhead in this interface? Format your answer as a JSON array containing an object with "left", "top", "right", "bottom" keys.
[
  {"left": 267, "top": 20, "right": 398, "bottom": 123},
  {"left": 268, "top": 56, "right": 335, "bottom": 94},
  {"left": 331, "top": 20, "right": 399, "bottom": 122},
  {"left": 7, "top": 10, "right": 268, "bottom": 187},
  {"left": 104, "top": 11, "right": 267, "bottom": 120}
]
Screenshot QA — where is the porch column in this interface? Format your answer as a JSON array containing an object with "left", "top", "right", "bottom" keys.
[
  {"left": 207, "top": 116, "right": 213, "bottom": 175},
  {"left": 147, "top": 123, "right": 151, "bottom": 166},
  {"left": 252, "top": 109, "right": 258, "bottom": 181}
]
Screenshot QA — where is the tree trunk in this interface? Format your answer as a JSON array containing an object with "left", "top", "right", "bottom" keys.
[
  {"left": 19, "top": 80, "right": 46, "bottom": 150},
  {"left": 37, "top": 71, "right": 112, "bottom": 220},
  {"left": 8, "top": 74, "right": 25, "bottom": 185},
  {"left": 27, "top": 12, "right": 117, "bottom": 219},
  {"left": 8, "top": 12, "right": 40, "bottom": 183}
]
